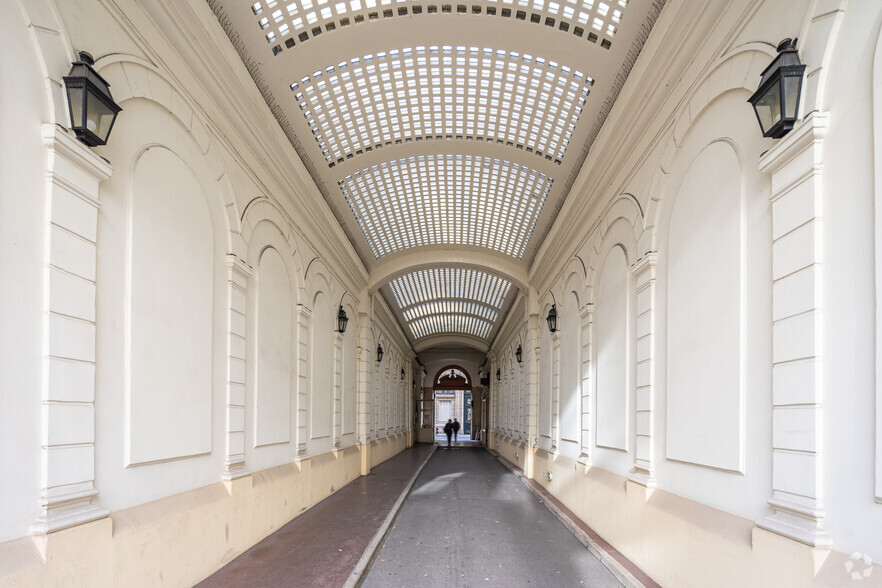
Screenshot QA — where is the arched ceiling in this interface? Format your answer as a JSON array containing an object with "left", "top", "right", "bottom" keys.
[{"left": 209, "top": 0, "right": 664, "bottom": 348}]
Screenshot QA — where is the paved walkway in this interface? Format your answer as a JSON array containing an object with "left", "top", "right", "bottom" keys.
[
  {"left": 196, "top": 444, "right": 434, "bottom": 588},
  {"left": 362, "top": 447, "right": 624, "bottom": 587}
]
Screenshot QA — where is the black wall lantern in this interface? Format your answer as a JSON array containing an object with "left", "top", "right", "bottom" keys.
[
  {"left": 401, "top": 368, "right": 405, "bottom": 380},
  {"left": 63, "top": 52, "right": 122, "bottom": 147},
  {"left": 496, "top": 368, "right": 501, "bottom": 381},
  {"left": 515, "top": 344, "right": 522, "bottom": 364},
  {"left": 748, "top": 38, "right": 806, "bottom": 139},
  {"left": 336, "top": 305, "right": 349, "bottom": 333},
  {"left": 335, "top": 292, "right": 349, "bottom": 333},
  {"left": 546, "top": 292, "right": 558, "bottom": 333},
  {"left": 376, "top": 343, "right": 384, "bottom": 363}
]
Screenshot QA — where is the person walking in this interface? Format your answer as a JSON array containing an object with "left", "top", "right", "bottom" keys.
[
  {"left": 443, "top": 419, "right": 454, "bottom": 448},
  {"left": 452, "top": 418, "right": 460, "bottom": 443}
]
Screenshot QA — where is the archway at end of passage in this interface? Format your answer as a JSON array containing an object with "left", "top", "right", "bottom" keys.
[{"left": 433, "top": 365, "right": 476, "bottom": 444}]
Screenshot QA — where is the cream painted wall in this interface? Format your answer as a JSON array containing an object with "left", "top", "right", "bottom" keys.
[
  {"left": 0, "top": 0, "right": 413, "bottom": 578},
  {"left": 5, "top": 0, "right": 882, "bottom": 585},
  {"left": 490, "top": 0, "right": 882, "bottom": 580},
  {"left": 0, "top": 6, "right": 50, "bottom": 544},
  {"left": 819, "top": 0, "right": 882, "bottom": 562}
]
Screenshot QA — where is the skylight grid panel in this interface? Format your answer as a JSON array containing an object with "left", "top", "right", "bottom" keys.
[{"left": 291, "top": 50, "right": 593, "bottom": 165}]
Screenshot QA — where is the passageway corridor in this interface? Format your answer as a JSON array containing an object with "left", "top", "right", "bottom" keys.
[
  {"left": 363, "top": 448, "right": 622, "bottom": 587},
  {"left": 5, "top": 2, "right": 882, "bottom": 585}
]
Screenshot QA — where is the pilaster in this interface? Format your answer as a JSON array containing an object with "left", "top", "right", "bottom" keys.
[
  {"left": 628, "top": 253, "right": 658, "bottom": 487},
  {"left": 550, "top": 332, "right": 560, "bottom": 452},
  {"left": 578, "top": 303, "right": 593, "bottom": 465},
  {"left": 295, "top": 305, "right": 312, "bottom": 457},
  {"left": 222, "top": 255, "right": 252, "bottom": 480},
  {"left": 526, "top": 311, "right": 540, "bottom": 449},
  {"left": 32, "top": 124, "right": 111, "bottom": 534},
  {"left": 333, "top": 331, "right": 343, "bottom": 447},
  {"left": 754, "top": 112, "right": 831, "bottom": 547},
  {"left": 356, "top": 311, "right": 371, "bottom": 446}
]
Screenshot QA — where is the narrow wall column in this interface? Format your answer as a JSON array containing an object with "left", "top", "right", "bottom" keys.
[
  {"left": 755, "top": 113, "right": 831, "bottom": 547},
  {"left": 333, "top": 331, "right": 343, "bottom": 447},
  {"left": 32, "top": 124, "right": 111, "bottom": 533},
  {"left": 223, "top": 255, "right": 252, "bottom": 480},
  {"left": 550, "top": 332, "right": 560, "bottom": 452},
  {"left": 356, "top": 312, "right": 371, "bottom": 445},
  {"left": 578, "top": 304, "right": 593, "bottom": 464},
  {"left": 629, "top": 253, "right": 657, "bottom": 487},
  {"left": 295, "top": 305, "right": 312, "bottom": 457}
]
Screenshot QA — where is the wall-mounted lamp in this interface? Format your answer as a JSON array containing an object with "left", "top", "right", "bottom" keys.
[
  {"left": 401, "top": 368, "right": 405, "bottom": 380},
  {"left": 376, "top": 344, "right": 384, "bottom": 363},
  {"left": 515, "top": 344, "right": 522, "bottom": 364},
  {"left": 546, "top": 292, "right": 558, "bottom": 333},
  {"left": 496, "top": 368, "right": 501, "bottom": 381},
  {"left": 335, "top": 292, "right": 349, "bottom": 333},
  {"left": 748, "top": 38, "right": 806, "bottom": 139},
  {"left": 63, "top": 52, "right": 122, "bottom": 147}
]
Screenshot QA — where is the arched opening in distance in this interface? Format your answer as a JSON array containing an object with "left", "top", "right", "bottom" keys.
[{"left": 433, "top": 365, "right": 474, "bottom": 444}]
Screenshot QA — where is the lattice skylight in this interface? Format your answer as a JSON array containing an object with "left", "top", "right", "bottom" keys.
[
  {"left": 291, "top": 46, "right": 593, "bottom": 165},
  {"left": 389, "top": 268, "right": 511, "bottom": 340},
  {"left": 252, "top": 0, "right": 625, "bottom": 56},
  {"left": 339, "top": 154, "right": 552, "bottom": 258}
]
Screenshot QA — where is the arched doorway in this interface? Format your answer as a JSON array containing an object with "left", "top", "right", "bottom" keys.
[{"left": 434, "top": 366, "right": 472, "bottom": 442}]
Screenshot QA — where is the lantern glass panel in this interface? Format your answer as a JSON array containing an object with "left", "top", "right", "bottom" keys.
[
  {"left": 68, "top": 87, "right": 85, "bottom": 129},
  {"left": 754, "top": 81, "right": 781, "bottom": 135},
  {"left": 783, "top": 75, "right": 801, "bottom": 120},
  {"left": 85, "top": 92, "right": 118, "bottom": 143}
]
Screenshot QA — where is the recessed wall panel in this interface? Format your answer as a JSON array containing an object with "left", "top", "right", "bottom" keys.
[
  {"left": 128, "top": 148, "right": 213, "bottom": 465},
  {"left": 560, "top": 292, "right": 581, "bottom": 442},
  {"left": 255, "top": 247, "right": 292, "bottom": 447},
  {"left": 311, "top": 294, "right": 332, "bottom": 439},
  {"left": 539, "top": 325, "right": 552, "bottom": 438},
  {"left": 666, "top": 142, "right": 742, "bottom": 471},
  {"left": 595, "top": 246, "right": 629, "bottom": 450}
]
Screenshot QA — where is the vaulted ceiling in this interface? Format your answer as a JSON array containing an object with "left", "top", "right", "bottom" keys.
[{"left": 209, "top": 0, "right": 664, "bottom": 350}]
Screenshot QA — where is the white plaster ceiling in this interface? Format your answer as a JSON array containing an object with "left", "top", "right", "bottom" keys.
[{"left": 209, "top": 0, "right": 664, "bottom": 347}]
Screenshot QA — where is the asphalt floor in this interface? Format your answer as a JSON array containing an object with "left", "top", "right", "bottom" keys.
[
  {"left": 197, "top": 444, "right": 629, "bottom": 587},
  {"left": 361, "top": 446, "right": 623, "bottom": 587}
]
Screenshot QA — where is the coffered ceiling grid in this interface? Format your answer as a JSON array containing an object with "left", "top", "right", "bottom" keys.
[
  {"left": 251, "top": 0, "right": 625, "bottom": 56},
  {"left": 291, "top": 46, "right": 593, "bottom": 166},
  {"left": 209, "top": 0, "right": 666, "bottom": 346},
  {"left": 389, "top": 267, "right": 510, "bottom": 339},
  {"left": 339, "top": 154, "right": 552, "bottom": 258}
]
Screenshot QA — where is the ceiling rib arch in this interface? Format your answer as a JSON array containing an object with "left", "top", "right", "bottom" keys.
[{"left": 368, "top": 249, "right": 529, "bottom": 292}]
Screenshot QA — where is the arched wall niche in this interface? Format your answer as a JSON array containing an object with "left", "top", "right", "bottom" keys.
[
  {"left": 650, "top": 80, "right": 773, "bottom": 520},
  {"left": 253, "top": 246, "right": 294, "bottom": 448},
  {"left": 243, "top": 218, "right": 301, "bottom": 470},
  {"left": 645, "top": 45, "right": 775, "bottom": 246},
  {"left": 242, "top": 198, "right": 306, "bottom": 303},
  {"left": 94, "top": 78, "right": 238, "bottom": 511},
  {"left": 99, "top": 56, "right": 241, "bottom": 253},
  {"left": 592, "top": 244, "right": 632, "bottom": 464},
  {"left": 310, "top": 289, "right": 334, "bottom": 446},
  {"left": 126, "top": 145, "right": 216, "bottom": 466}
]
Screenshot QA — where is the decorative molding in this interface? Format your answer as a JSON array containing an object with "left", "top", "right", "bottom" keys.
[
  {"left": 32, "top": 124, "right": 111, "bottom": 534},
  {"left": 754, "top": 112, "right": 831, "bottom": 548},
  {"left": 223, "top": 254, "right": 253, "bottom": 480},
  {"left": 628, "top": 252, "right": 657, "bottom": 487}
]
